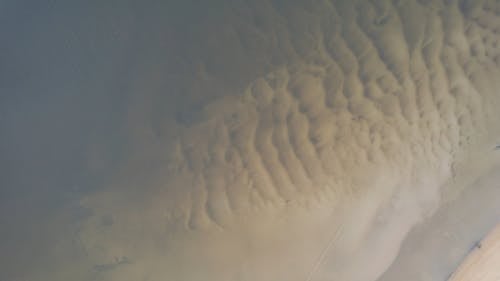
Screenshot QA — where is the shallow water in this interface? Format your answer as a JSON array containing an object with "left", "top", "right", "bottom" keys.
[{"left": 1, "top": 1, "right": 500, "bottom": 280}]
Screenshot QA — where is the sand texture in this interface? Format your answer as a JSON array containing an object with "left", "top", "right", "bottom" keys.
[
  {"left": 448, "top": 224, "right": 500, "bottom": 281},
  {"left": 0, "top": 0, "right": 500, "bottom": 281}
]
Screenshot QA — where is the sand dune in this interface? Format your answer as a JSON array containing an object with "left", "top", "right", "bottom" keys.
[{"left": 1, "top": 0, "right": 500, "bottom": 281}]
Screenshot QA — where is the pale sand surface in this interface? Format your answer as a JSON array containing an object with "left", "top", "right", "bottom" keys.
[
  {"left": 379, "top": 163, "right": 500, "bottom": 281},
  {"left": 448, "top": 224, "right": 500, "bottom": 281}
]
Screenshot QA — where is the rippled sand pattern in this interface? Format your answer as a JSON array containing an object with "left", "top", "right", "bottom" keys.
[{"left": 1, "top": 1, "right": 500, "bottom": 281}]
